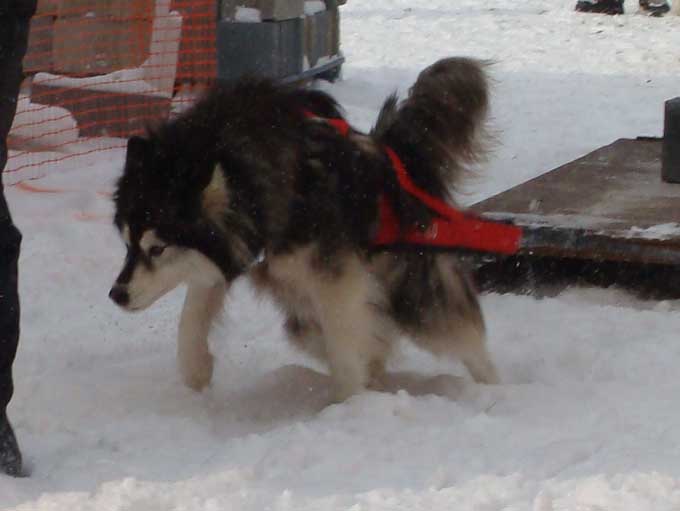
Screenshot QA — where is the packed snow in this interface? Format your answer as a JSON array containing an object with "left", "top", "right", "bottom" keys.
[
  {"left": 9, "top": 96, "right": 79, "bottom": 147},
  {"left": 628, "top": 222, "right": 680, "bottom": 239},
  {"left": 2, "top": 0, "right": 680, "bottom": 509},
  {"left": 234, "top": 6, "right": 262, "bottom": 23},
  {"left": 304, "top": 1, "right": 327, "bottom": 15}
]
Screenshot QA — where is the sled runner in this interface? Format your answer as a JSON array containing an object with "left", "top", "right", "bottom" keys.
[{"left": 472, "top": 136, "right": 680, "bottom": 297}]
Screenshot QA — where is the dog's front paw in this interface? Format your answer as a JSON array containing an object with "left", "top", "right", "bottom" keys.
[{"left": 178, "top": 350, "right": 214, "bottom": 391}]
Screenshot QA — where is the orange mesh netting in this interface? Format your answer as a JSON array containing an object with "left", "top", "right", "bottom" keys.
[{"left": 7, "top": 0, "right": 216, "bottom": 183}]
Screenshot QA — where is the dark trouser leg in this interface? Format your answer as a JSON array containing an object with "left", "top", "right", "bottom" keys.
[
  {"left": 0, "top": 194, "right": 21, "bottom": 413},
  {"left": 639, "top": 0, "right": 671, "bottom": 15},
  {"left": 0, "top": 2, "right": 35, "bottom": 477},
  {"left": 0, "top": 189, "right": 21, "bottom": 411},
  {"left": 0, "top": 187, "right": 22, "bottom": 476},
  {"left": 575, "top": 0, "right": 625, "bottom": 14}
]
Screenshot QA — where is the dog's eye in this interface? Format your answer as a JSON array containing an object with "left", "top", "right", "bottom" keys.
[{"left": 149, "top": 245, "right": 166, "bottom": 257}]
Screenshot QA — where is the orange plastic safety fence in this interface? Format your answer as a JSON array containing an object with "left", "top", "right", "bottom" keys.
[{"left": 7, "top": 0, "right": 216, "bottom": 179}]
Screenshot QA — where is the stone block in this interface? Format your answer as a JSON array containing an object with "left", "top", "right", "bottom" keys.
[
  {"left": 53, "top": 17, "right": 152, "bottom": 75},
  {"left": 24, "top": 15, "right": 55, "bottom": 73},
  {"left": 216, "top": 18, "right": 303, "bottom": 82},
  {"left": 31, "top": 81, "right": 171, "bottom": 137},
  {"left": 170, "top": 0, "right": 217, "bottom": 82},
  {"left": 304, "top": 8, "right": 338, "bottom": 68},
  {"left": 36, "top": 0, "right": 59, "bottom": 15},
  {"left": 57, "top": 0, "right": 154, "bottom": 19}
]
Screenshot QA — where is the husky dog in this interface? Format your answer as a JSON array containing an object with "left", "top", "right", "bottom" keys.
[{"left": 109, "top": 57, "right": 500, "bottom": 401}]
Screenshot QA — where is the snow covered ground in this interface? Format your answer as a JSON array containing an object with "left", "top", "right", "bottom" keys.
[{"left": 2, "top": 0, "right": 680, "bottom": 509}]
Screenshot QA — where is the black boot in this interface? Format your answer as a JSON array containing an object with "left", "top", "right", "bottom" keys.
[
  {"left": 639, "top": 0, "right": 670, "bottom": 16},
  {"left": 575, "top": 0, "right": 625, "bottom": 14},
  {"left": 0, "top": 412, "right": 22, "bottom": 477}
]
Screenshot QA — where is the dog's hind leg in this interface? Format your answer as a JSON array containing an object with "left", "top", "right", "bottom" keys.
[
  {"left": 177, "top": 282, "right": 227, "bottom": 391},
  {"left": 398, "top": 256, "right": 500, "bottom": 385},
  {"left": 285, "top": 314, "right": 391, "bottom": 391},
  {"left": 284, "top": 315, "right": 327, "bottom": 363},
  {"left": 312, "top": 258, "right": 392, "bottom": 402},
  {"left": 447, "top": 328, "right": 499, "bottom": 385},
  {"left": 414, "top": 307, "right": 499, "bottom": 385}
]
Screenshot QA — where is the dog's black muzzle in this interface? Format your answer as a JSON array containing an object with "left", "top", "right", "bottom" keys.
[{"left": 108, "top": 285, "right": 130, "bottom": 306}]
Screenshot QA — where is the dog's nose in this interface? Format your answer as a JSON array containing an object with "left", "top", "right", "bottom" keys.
[{"left": 109, "top": 286, "right": 129, "bottom": 306}]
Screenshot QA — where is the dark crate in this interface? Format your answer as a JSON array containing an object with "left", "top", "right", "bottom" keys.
[
  {"left": 216, "top": 19, "right": 303, "bottom": 82},
  {"left": 305, "top": 10, "right": 330, "bottom": 69},
  {"left": 662, "top": 97, "right": 680, "bottom": 184}
]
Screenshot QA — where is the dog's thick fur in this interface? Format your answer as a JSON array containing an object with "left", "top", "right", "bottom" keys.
[{"left": 110, "top": 57, "right": 500, "bottom": 401}]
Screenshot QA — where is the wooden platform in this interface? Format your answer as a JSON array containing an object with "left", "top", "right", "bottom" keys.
[{"left": 473, "top": 138, "right": 680, "bottom": 266}]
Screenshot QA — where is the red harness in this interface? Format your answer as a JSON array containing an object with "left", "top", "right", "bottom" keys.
[{"left": 306, "top": 112, "right": 522, "bottom": 255}]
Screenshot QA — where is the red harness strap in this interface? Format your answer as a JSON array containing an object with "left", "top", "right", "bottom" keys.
[{"left": 305, "top": 112, "right": 522, "bottom": 255}]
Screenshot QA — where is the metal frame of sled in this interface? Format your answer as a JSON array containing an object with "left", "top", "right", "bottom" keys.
[{"left": 471, "top": 133, "right": 680, "bottom": 297}]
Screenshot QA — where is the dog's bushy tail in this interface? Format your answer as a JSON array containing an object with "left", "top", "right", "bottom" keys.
[{"left": 372, "top": 57, "right": 489, "bottom": 200}]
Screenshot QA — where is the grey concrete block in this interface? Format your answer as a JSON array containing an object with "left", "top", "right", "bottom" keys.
[
  {"left": 329, "top": 7, "right": 340, "bottom": 54},
  {"left": 304, "top": 10, "right": 326, "bottom": 68},
  {"left": 217, "top": 18, "right": 304, "bottom": 82},
  {"left": 304, "top": 8, "right": 339, "bottom": 68},
  {"left": 260, "top": 0, "right": 304, "bottom": 20}
]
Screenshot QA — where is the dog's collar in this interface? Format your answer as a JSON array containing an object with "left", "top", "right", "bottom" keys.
[{"left": 303, "top": 111, "right": 522, "bottom": 255}]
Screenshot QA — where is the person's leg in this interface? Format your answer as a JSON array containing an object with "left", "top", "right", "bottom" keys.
[
  {"left": 639, "top": 0, "right": 671, "bottom": 15},
  {"left": 575, "top": 0, "right": 625, "bottom": 14},
  {"left": 0, "top": 187, "right": 22, "bottom": 477},
  {"left": 0, "top": 1, "right": 36, "bottom": 477}
]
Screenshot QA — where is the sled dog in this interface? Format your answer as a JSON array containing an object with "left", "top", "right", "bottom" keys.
[{"left": 109, "top": 57, "right": 500, "bottom": 401}]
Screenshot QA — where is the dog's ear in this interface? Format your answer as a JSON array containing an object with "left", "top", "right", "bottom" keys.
[
  {"left": 201, "top": 164, "right": 230, "bottom": 226},
  {"left": 125, "top": 136, "right": 150, "bottom": 168}
]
